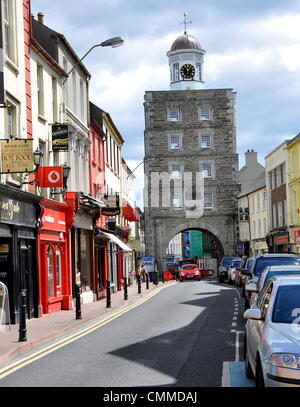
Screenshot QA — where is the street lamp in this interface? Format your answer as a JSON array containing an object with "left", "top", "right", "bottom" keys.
[
  {"left": 33, "top": 147, "right": 43, "bottom": 168},
  {"left": 62, "top": 36, "right": 124, "bottom": 83}
]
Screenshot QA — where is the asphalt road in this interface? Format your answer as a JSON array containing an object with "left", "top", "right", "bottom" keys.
[{"left": 0, "top": 279, "right": 246, "bottom": 387}]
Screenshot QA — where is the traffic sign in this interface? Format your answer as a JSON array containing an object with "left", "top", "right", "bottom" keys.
[{"left": 163, "top": 271, "right": 173, "bottom": 281}]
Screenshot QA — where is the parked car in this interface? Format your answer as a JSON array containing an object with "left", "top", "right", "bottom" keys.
[
  {"left": 218, "top": 257, "right": 241, "bottom": 283},
  {"left": 179, "top": 264, "right": 202, "bottom": 282},
  {"left": 250, "top": 265, "right": 300, "bottom": 307},
  {"left": 236, "top": 257, "right": 254, "bottom": 289},
  {"left": 228, "top": 259, "right": 243, "bottom": 285},
  {"left": 178, "top": 259, "right": 193, "bottom": 270},
  {"left": 243, "top": 253, "right": 300, "bottom": 310},
  {"left": 244, "top": 275, "right": 300, "bottom": 387}
]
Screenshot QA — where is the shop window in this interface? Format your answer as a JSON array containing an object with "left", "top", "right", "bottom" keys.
[
  {"left": 56, "top": 248, "right": 62, "bottom": 296},
  {"left": 47, "top": 245, "right": 62, "bottom": 298},
  {"left": 48, "top": 246, "right": 54, "bottom": 298},
  {"left": 80, "top": 230, "right": 91, "bottom": 291}
]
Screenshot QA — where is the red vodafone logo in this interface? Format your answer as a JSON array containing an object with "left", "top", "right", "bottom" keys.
[
  {"left": 37, "top": 166, "right": 63, "bottom": 188},
  {"left": 48, "top": 170, "right": 61, "bottom": 184}
]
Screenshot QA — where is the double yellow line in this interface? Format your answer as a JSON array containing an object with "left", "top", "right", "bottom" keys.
[{"left": 0, "top": 283, "right": 176, "bottom": 380}]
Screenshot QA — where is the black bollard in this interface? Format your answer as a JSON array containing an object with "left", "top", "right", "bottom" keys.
[
  {"left": 138, "top": 276, "right": 141, "bottom": 294},
  {"left": 146, "top": 273, "right": 149, "bottom": 289},
  {"left": 75, "top": 284, "right": 82, "bottom": 319},
  {"left": 124, "top": 277, "right": 128, "bottom": 300},
  {"left": 106, "top": 280, "right": 111, "bottom": 308},
  {"left": 18, "top": 290, "right": 27, "bottom": 342}
]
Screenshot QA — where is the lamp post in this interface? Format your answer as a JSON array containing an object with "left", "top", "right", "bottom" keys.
[{"left": 62, "top": 36, "right": 124, "bottom": 84}]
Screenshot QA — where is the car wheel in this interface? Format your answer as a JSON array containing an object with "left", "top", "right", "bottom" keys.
[
  {"left": 255, "top": 356, "right": 265, "bottom": 387},
  {"left": 228, "top": 276, "right": 233, "bottom": 285},
  {"left": 218, "top": 276, "right": 224, "bottom": 283},
  {"left": 244, "top": 337, "right": 254, "bottom": 379},
  {"left": 180, "top": 279, "right": 183, "bottom": 283}
]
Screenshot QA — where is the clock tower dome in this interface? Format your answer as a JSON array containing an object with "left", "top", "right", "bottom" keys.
[{"left": 167, "top": 17, "right": 205, "bottom": 90}]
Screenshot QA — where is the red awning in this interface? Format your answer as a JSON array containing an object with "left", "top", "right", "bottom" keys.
[{"left": 122, "top": 200, "right": 140, "bottom": 222}]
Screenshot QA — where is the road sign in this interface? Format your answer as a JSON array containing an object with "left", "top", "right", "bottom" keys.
[{"left": 163, "top": 271, "right": 173, "bottom": 281}]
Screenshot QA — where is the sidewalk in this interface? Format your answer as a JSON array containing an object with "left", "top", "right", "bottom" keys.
[{"left": 0, "top": 280, "right": 176, "bottom": 366}]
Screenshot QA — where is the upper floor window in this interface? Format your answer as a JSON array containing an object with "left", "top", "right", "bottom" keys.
[
  {"left": 200, "top": 134, "right": 212, "bottom": 148},
  {"left": 196, "top": 62, "right": 202, "bottom": 81},
  {"left": 199, "top": 106, "right": 211, "bottom": 121},
  {"left": 52, "top": 77, "right": 58, "bottom": 123},
  {"left": 37, "top": 64, "right": 44, "bottom": 117},
  {"left": 168, "top": 107, "right": 180, "bottom": 122},
  {"left": 72, "top": 71, "right": 77, "bottom": 115},
  {"left": 80, "top": 80, "right": 84, "bottom": 121},
  {"left": 170, "top": 135, "right": 180, "bottom": 149},
  {"left": 170, "top": 163, "right": 182, "bottom": 179},
  {"left": 172, "top": 63, "right": 179, "bottom": 82},
  {"left": 204, "top": 192, "right": 213, "bottom": 209},
  {"left": 63, "top": 57, "right": 69, "bottom": 106},
  {"left": 3, "top": 0, "right": 16, "bottom": 63},
  {"left": 202, "top": 162, "right": 212, "bottom": 178}
]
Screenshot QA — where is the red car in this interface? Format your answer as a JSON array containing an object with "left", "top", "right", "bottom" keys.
[{"left": 179, "top": 264, "right": 202, "bottom": 282}]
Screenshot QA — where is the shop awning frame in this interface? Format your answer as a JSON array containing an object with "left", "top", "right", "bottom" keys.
[{"left": 100, "top": 231, "right": 133, "bottom": 252}]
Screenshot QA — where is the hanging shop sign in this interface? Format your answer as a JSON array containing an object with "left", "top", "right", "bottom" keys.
[
  {"left": 102, "top": 194, "right": 120, "bottom": 216},
  {"left": 0, "top": 139, "right": 33, "bottom": 173},
  {"left": 0, "top": 194, "right": 36, "bottom": 227},
  {"left": 36, "top": 166, "right": 63, "bottom": 188},
  {"left": 51, "top": 124, "right": 69, "bottom": 152}
]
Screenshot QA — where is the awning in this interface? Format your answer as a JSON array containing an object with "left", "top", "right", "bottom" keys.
[
  {"left": 122, "top": 200, "right": 140, "bottom": 222},
  {"left": 101, "top": 231, "right": 133, "bottom": 252}
]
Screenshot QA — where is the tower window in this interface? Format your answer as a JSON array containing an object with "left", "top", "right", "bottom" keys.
[
  {"left": 199, "top": 106, "right": 211, "bottom": 120},
  {"left": 170, "top": 135, "right": 180, "bottom": 149},
  {"left": 204, "top": 193, "right": 213, "bottom": 209},
  {"left": 196, "top": 62, "right": 202, "bottom": 81},
  {"left": 202, "top": 163, "right": 212, "bottom": 178},
  {"left": 201, "top": 134, "right": 212, "bottom": 148},
  {"left": 170, "top": 163, "right": 182, "bottom": 179},
  {"left": 173, "top": 63, "right": 179, "bottom": 82},
  {"left": 168, "top": 107, "right": 180, "bottom": 121}
]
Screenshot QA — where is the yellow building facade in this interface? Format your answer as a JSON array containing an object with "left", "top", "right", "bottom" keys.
[{"left": 287, "top": 134, "right": 300, "bottom": 253}]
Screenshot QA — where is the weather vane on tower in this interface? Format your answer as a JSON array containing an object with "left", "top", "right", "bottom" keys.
[{"left": 180, "top": 12, "right": 192, "bottom": 34}]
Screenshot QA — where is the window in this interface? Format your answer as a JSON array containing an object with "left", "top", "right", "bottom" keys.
[
  {"left": 202, "top": 162, "right": 212, "bottom": 178},
  {"left": 293, "top": 191, "right": 297, "bottom": 223},
  {"left": 56, "top": 248, "right": 62, "bottom": 296},
  {"left": 196, "top": 62, "right": 202, "bottom": 81},
  {"left": 252, "top": 221, "right": 256, "bottom": 238},
  {"left": 37, "top": 64, "right": 44, "bottom": 117},
  {"left": 199, "top": 106, "right": 210, "bottom": 120},
  {"left": 201, "top": 134, "right": 212, "bottom": 148},
  {"left": 257, "top": 194, "right": 260, "bottom": 212},
  {"left": 80, "top": 80, "right": 84, "bottom": 121},
  {"left": 72, "top": 71, "right": 77, "bottom": 115},
  {"left": 204, "top": 193, "right": 213, "bottom": 209},
  {"left": 281, "top": 163, "right": 286, "bottom": 184},
  {"left": 52, "top": 77, "right": 57, "bottom": 123},
  {"left": 168, "top": 107, "right": 180, "bottom": 121},
  {"left": 6, "top": 104, "right": 16, "bottom": 137},
  {"left": 272, "top": 204, "right": 277, "bottom": 228},
  {"left": 3, "top": 0, "right": 16, "bottom": 63},
  {"left": 48, "top": 246, "right": 54, "bottom": 297},
  {"left": 173, "top": 196, "right": 183, "bottom": 209},
  {"left": 258, "top": 219, "right": 262, "bottom": 237},
  {"left": 171, "top": 163, "right": 182, "bottom": 179},
  {"left": 263, "top": 217, "right": 267, "bottom": 235},
  {"left": 63, "top": 57, "right": 69, "bottom": 106},
  {"left": 278, "top": 201, "right": 283, "bottom": 227},
  {"left": 170, "top": 135, "right": 180, "bottom": 149},
  {"left": 272, "top": 169, "right": 277, "bottom": 189},
  {"left": 173, "top": 63, "right": 179, "bottom": 82}
]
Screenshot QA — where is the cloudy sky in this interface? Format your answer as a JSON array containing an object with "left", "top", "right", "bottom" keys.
[{"left": 32, "top": 0, "right": 300, "bottom": 207}]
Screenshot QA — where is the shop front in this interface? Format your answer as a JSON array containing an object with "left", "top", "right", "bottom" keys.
[
  {"left": 289, "top": 228, "right": 300, "bottom": 254},
  {"left": 37, "top": 198, "right": 74, "bottom": 315},
  {"left": 0, "top": 185, "right": 41, "bottom": 324},
  {"left": 266, "top": 231, "right": 291, "bottom": 253}
]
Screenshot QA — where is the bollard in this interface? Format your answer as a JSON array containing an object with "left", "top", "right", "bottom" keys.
[
  {"left": 106, "top": 280, "right": 111, "bottom": 308},
  {"left": 75, "top": 284, "right": 82, "bottom": 319},
  {"left": 18, "top": 290, "right": 27, "bottom": 342},
  {"left": 146, "top": 273, "right": 149, "bottom": 289},
  {"left": 138, "top": 276, "right": 141, "bottom": 294},
  {"left": 124, "top": 277, "right": 128, "bottom": 300}
]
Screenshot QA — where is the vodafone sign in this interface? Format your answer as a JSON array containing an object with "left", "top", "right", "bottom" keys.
[{"left": 36, "top": 166, "right": 63, "bottom": 188}]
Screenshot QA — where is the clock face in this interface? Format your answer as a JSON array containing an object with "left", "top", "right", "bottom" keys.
[{"left": 180, "top": 64, "right": 195, "bottom": 79}]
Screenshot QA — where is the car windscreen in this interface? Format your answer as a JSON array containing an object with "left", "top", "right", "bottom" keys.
[
  {"left": 272, "top": 285, "right": 300, "bottom": 323},
  {"left": 182, "top": 266, "right": 197, "bottom": 270},
  {"left": 246, "top": 259, "right": 253, "bottom": 269},
  {"left": 252, "top": 258, "right": 300, "bottom": 276},
  {"left": 232, "top": 260, "right": 242, "bottom": 267},
  {"left": 266, "top": 270, "right": 300, "bottom": 283},
  {"left": 222, "top": 258, "right": 238, "bottom": 267}
]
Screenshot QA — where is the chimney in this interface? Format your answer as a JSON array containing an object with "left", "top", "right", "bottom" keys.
[
  {"left": 245, "top": 149, "right": 258, "bottom": 167},
  {"left": 37, "top": 12, "right": 44, "bottom": 24}
]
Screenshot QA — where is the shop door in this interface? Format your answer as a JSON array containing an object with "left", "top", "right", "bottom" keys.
[
  {"left": 96, "top": 247, "right": 105, "bottom": 292},
  {"left": 19, "top": 240, "right": 34, "bottom": 319}
]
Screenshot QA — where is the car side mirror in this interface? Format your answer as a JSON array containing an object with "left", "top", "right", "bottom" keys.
[{"left": 243, "top": 308, "right": 263, "bottom": 320}]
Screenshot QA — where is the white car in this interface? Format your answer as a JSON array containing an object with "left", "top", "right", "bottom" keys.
[
  {"left": 244, "top": 275, "right": 300, "bottom": 387},
  {"left": 227, "top": 259, "right": 243, "bottom": 285}
]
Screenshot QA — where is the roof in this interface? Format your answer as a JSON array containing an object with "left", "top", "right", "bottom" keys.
[
  {"left": 89, "top": 102, "right": 105, "bottom": 135},
  {"left": 238, "top": 169, "right": 266, "bottom": 198},
  {"left": 103, "top": 112, "right": 125, "bottom": 144},
  {"left": 169, "top": 33, "right": 202, "bottom": 52}
]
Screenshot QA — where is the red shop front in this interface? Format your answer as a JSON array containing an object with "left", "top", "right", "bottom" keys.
[{"left": 37, "top": 198, "right": 74, "bottom": 315}]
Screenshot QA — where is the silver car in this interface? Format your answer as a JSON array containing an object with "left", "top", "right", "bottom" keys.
[
  {"left": 250, "top": 265, "right": 300, "bottom": 307},
  {"left": 244, "top": 276, "right": 300, "bottom": 387}
]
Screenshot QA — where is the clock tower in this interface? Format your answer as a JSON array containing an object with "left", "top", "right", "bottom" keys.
[{"left": 167, "top": 24, "right": 205, "bottom": 90}]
